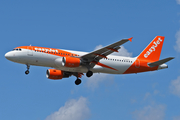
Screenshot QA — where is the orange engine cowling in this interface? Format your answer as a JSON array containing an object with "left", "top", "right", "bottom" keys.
[
  {"left": 62, "top": 57, "right": 81, "bottom": 67},
  {"left": 46, "top": 69, "right": 64, "bottom": 80}
]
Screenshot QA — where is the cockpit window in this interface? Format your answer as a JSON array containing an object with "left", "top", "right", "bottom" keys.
[{"left": 13, "top": 48, "right": 22, "bottom": 51}]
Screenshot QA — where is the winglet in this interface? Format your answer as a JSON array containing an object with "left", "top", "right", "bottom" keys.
[{"left": 128, "top": 37, "right": 133, "bottom": 42}]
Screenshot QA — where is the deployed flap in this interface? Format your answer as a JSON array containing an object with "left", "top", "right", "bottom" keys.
[
  {"left": 81, "top": 37, "right": 132, "bottom": 62},
  {"left": 148, "top": 57, "right": 174, "bottom": 67}
]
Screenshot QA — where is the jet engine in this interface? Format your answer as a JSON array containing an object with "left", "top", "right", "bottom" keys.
[
  {"left": 46, "top": 69, "right": 70, "bottom": 80},
  {"left": 62, "top": 57, "right": 81, "bottom": 67}
]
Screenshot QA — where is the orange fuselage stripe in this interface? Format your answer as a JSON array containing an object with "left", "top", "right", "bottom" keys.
[
  {"left": 123, "top": 59, "right": 158, "bottom": 74},
  {"left": 16, "top": 46, "right": 80, "bottom": 57},
  {"left": 92, "top": 61, "right": 118, "bottom": 71}
]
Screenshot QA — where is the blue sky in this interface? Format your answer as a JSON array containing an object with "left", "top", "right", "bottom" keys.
[{"left": 1, "top": 0, "right": 180, "bottom": 120}]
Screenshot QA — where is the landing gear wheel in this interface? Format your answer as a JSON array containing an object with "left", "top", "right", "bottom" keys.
[
  {"left": 86, "top": 71, "right": 93, "bottom": 77},
  {"left": 75, "top": 79, "right": 81, "bottom": 85},
  {"left": 25, "top": 70, "right": 29, "bottom": 75},
  {"left": 25, "top": 64, "right": 30, "bottom": 75}
]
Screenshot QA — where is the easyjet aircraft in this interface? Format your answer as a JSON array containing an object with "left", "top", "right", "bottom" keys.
[{"left": 5, "top": 36, "right": 174, "bottom": 85}]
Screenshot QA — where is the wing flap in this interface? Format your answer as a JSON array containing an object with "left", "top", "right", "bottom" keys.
[{"left": 81, "top": 38, "right": 132, "bottom": 62}]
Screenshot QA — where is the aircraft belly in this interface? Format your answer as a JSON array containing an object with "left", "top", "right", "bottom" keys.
[
  {"left": 54, "top": 66, "right": 88, "bottom": 73},
  {"left": 91, "top": 66, "right": 104, "bottom": 73}
]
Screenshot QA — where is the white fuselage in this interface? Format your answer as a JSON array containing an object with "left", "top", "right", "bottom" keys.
[
  {"left": 5, "top": 36, "right": 171, "bottom": 85},
  {"left": 5, "top": 48, "right": 136, "bottom": 74}
]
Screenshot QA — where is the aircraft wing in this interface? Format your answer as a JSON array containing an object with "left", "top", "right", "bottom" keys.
[{"left": 81, "top": 37, "right": 132, "bottom": 66}]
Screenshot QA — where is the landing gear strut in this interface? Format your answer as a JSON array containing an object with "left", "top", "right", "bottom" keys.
[
  {"left": 25, "top": 64, "right": 30, "bottom": 75},
  {"left": 73, "top": 72, "right": 82, "bottom": 85},
  {"left": 86, "top": 71, "right": 93, "bottom": 77},
  {"left": 74, "top": 70, "right": 93, "bottom": 85}
]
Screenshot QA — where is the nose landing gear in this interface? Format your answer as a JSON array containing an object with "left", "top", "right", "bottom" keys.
[
  {"left": 25, "top": 70, "right": 29, "bottom": 75},
  {"left": 25, "top": 64, "right": 30, "bottom": 75}
]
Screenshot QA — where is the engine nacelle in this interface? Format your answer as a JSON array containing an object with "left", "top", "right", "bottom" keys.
[
  {"left": 62, "top": 57, "right": 81, "bottom": 67},
  {"left": 46, "top": 69, "right": 64, "bottom": 80}
]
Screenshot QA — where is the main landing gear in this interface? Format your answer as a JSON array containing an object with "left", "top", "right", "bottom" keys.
[
  {"left": 86, "top": 71, "right": 93, "bottom": 77},
  {"left": 74, "top": 72, "right": 82, "bottom": 85},
  {"left": 75, "top": 78, "right": 81, "bottom": 85},
  {"left": 25, "top": 64, "right": 30, "bottom": 75},
  {"left": 74, "top": 71, "right": 93, "bottom": 85}
]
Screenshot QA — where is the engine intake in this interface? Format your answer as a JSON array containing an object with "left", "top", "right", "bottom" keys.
[
  {"left": 46, "top": 69, "right": 67, "bottom": 80},
  {"left": 62, "top": 57, "right": 81, "bottom": 67}
]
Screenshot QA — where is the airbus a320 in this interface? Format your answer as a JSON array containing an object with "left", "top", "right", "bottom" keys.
[{"left": 5, "top": 36, "right": 174, "bottom": 85}]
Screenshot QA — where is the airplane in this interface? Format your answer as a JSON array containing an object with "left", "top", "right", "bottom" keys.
[{"left": 5, "top": 36, "right": 174, "bottom": 85}]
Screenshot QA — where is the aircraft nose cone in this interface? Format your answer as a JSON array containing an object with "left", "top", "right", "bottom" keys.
[
  {"left": 5, "top": 52, "right": 9, "bottom": 59},
  {"left": 5, "top": 52, "right": 13, "bottom": 60}
]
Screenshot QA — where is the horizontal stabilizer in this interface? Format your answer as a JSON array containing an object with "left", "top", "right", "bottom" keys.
[{"left": 148, "top": 57, "right": 174, "bottom": 67}]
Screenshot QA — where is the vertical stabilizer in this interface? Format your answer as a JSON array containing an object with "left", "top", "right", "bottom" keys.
[{"left": 137, "top": 36, "right": 165, "bottom": 61}]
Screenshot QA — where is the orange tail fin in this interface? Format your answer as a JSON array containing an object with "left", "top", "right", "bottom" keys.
[{"left": 137, "top": 36, "right": 165, "bottom": 61}]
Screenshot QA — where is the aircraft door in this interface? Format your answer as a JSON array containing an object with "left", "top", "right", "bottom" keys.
[
  {"left": 27, "top": 46, "right": 33, "bottom": 56},
  {"left": 135, "top": 59, "right": 140, "bottom": 68}
]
